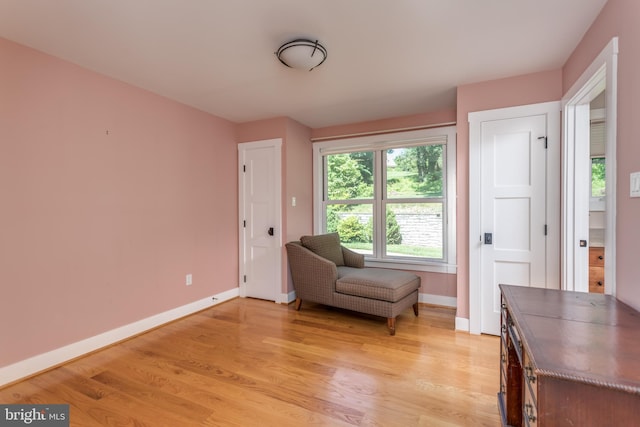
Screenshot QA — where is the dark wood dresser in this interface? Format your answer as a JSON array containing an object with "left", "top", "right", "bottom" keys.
[
  {"left": 589, "top": 247, "right": 605, "bottom": 293},
  {"left": 499, "top": 284, "right": 640, "bottom": 426}
]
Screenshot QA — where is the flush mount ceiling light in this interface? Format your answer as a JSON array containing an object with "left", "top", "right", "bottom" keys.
[{"left": 275, "top": 39, "right": 327, "bottom": 71}]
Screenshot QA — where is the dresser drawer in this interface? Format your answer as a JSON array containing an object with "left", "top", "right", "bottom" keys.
[
  {"left": 523, "top": 350, "right": 538, "bottom": 426},
  {"left": 524, "top": 398, "right": 538, "bottom": 427},
  {"left": 500, "top": 339, "right": 508, "bottom": 395},
  {"left": 523, "top": 351, "right": 537, "bottom": 406},
  {"left": 589, "top": 266, "right": 605, "bottom": 293},
  {"left": 501, "top": 302, "right": 508, "bottom": 340},
  {"left": 589, "top": 247, "right": 605, "bottom": 294},
  {"left": 589, "top": 247, "right": 604, "bottom": 267}
]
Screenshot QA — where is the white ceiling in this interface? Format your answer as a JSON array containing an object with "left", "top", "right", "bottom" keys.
[{"left": 0, "top": 0, "right": 608, "bottom": 128}]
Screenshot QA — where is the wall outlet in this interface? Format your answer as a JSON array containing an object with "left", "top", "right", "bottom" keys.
[{"left": 186, "top": 274, "right": 193, "bottom": 286}]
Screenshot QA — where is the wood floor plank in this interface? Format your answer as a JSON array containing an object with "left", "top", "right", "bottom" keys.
[{"left": 0, "top": 298, "right": 500, "bottom": 426}]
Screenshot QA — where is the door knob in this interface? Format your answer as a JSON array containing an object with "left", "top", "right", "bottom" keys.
[{"left": 268, "top": 227, "right": 274, "bottom": 236}]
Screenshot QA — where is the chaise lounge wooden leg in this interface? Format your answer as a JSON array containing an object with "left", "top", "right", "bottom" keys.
[
  {"left": 387, "top": 317, "right": 396, "bottom": 336},
  {"left": 413, "top": 302, "right": 419, "bottom": 316},
  {"left": 294, "top": 297, "right": 302, "bottom": 311}
]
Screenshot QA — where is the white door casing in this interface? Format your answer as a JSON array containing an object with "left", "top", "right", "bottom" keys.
[
  {"left": 562, "top": 37, "right": 618, "bottom": 296},
  {"left": 565, "top": 102, "right": 592, "bottom": 293},
  {"left": 238, "top": 139, "right": 282, "bottom": 302},
  {"left": 469, "top": 102, "right": 561, "bottom": 335}
]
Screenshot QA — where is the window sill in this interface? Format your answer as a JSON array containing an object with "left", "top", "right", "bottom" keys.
[{"left": 364, "top": 259, "right": 457, "bottom": 274}]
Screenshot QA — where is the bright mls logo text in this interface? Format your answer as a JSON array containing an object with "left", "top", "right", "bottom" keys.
[{"left": 0, "top": 404, "right": 69, "bottom": 426}]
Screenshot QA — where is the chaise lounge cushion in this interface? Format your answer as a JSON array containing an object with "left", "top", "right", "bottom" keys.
[
  {"left": 336, "top": 268, "right": 420, "bottom": 302},
  {"left": 300, "top": 232, "right": 345, "bottom": 266}
]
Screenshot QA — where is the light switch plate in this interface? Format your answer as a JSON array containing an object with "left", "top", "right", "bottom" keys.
[{"left": 631, "top": 172, "right": 640, "bottom": 198}]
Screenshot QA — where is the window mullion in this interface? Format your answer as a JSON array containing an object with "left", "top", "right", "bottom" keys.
[
  {"left": 322, "top": 155, "right": 328, "bottom": 232},
  {"left": 375, "top": 150, "right": 384, "bottom": 259}
]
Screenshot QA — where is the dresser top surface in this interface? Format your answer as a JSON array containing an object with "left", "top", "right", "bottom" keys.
[{"left": 500, "top": 285, "right": 640, "bottom": 393}]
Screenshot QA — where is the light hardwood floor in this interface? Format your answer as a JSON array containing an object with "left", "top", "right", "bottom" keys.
[{"left": 0, "top": 298, "right": 500, "bottom": 426}]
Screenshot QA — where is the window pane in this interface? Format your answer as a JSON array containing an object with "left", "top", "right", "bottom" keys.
[
  {"left": 326, "top": 152, "right": 374, "bottom": 200},
  {"left": 385, "top": 203, "right": 443, "bottom": 259},
  {"left": 326, "top": 204, "right": 373, "bottom": 254},
  {"left": 591, "top": 157, "right": 605, "bottom": 197},
  {"left": 387, "top": 145, "right": 443, "bottom": 198}
]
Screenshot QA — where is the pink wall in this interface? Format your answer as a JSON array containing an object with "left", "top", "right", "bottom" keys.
[
  {"left": 236, "top": 117, "right": 314, "bottom": 295},
  {"left": 284, "top": 119, "right": 313, "bottom": 293},
  {"left": 236, "top": 117, "right": 288, "bottom": 143},
  {"left": 455, "top": 69, "right": 563, "bottom": 318},
  {"left": 563, "top": 0, "right": 640, "bottom": 310},
  {"left": 284, "top": 119, "right": 313, "bottom": 244},
  {"left": 414, "top": 271, "right": 457, "bottom": 299},
  {"left": 0, "top": 38, "right": 238, "bottom": 367}
]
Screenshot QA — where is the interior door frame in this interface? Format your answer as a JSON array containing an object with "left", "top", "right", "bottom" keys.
[
  {"left": 561, "top": 37, "right": 618, "bottom": 295},
  {"left": 238, "top": 138, "right": 283, "bottom": 302},
  {"left": 468, "top": 101, "right": 561, "bottom": 335}
]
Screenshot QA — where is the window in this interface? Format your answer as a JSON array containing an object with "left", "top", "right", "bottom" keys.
[
  {"left": 591, "top": 157, "right": 606, "bottom": 198},
  {"left": 313, "top": 127, "right": 456, "bottom": 273},
  {"left": 590, "top": 116, "right": 606, "bottom": 210}
]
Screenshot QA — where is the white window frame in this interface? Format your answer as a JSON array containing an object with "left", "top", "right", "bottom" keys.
[{"left": 313, "top": 126, "right": 456, "bottom": 273}]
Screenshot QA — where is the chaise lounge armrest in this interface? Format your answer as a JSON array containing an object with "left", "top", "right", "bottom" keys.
[
  {"left": 285, "top": 241, "right": 365, "bottom": 305},
  {"left": 341, "top": 246, "right": 365, "bottom": 268},
  {"left": 285, "top": 242, "right": 338, "bottom": 305}
]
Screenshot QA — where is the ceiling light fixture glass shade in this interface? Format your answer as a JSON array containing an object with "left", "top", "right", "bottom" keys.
[{"left": 275, "top": 39, "right": 327, "bottom": 71}]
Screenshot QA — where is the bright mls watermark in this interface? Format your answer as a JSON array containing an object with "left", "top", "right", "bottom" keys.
[{"left": 0, "top": 405, "right": 69, "bottom": 426}]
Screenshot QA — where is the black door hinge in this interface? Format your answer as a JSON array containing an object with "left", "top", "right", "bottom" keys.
[
  {"left": 243, "top": 275, "right": 247, "bottom": 283},
  {"left": 544, "top": 224, "right": 548, "bottom": 236}
]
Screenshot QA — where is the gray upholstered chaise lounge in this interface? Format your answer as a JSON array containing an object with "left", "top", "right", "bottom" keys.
[{"left": 285, "top": 233, "right": 421, "bottom": 335}]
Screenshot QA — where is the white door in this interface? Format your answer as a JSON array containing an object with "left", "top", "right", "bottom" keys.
[
  {"left": 238, "top": 139, "right": 282, "bottom": 302},
  {"left": 469, "top": 102, "right": 560, "bottom": 335}
]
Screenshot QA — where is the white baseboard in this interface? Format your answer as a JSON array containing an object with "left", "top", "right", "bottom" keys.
[
  {"left": 455, "top": 316, "right": 470, "bottom": 332},
  {"left": 419, "top": 293, "right": 457, "bottom": 308},
  {"left": 278, "top": 291, "right": 296, "bottom": 304},
  {"left": 0, "top": 288, "right": 239, "bottom": 387}
]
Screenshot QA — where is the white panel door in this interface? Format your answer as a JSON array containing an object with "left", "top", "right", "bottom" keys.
[
  {"left": 480, "top": 115, "right": 548, "bottom": 335},
  {"left": 239, "top": 140, "right": 281, "bottom": 302}
]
